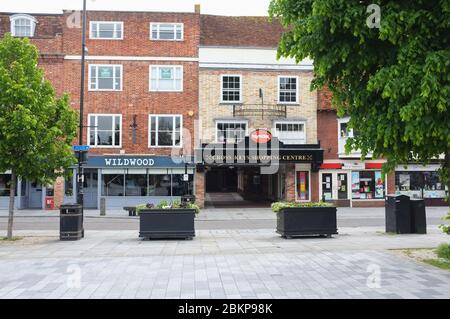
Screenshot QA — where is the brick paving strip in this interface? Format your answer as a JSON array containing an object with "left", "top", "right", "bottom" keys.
[{"left": 0, "top": 227, "right": 449, "bottom": 299}]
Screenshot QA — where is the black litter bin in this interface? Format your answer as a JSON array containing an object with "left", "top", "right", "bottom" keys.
[
  {"left": 410, "top": 199, "right": 427, "bottom": 234},
  {"left": 60, "top": 204, "right": 83, "bottom": 241},
  {"left": 385, "top": 195, "right": 412, "bottom": 234}
]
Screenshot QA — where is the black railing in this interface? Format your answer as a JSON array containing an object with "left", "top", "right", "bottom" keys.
[{"left": 232, "top": 104, "right": 287, "bottom": 119}]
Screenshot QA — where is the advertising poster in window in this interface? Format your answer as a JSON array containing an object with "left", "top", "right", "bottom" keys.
[
  {"left": 297, "top": 171, "right": 308, "bottom": 200},
  {"left": 375, "top": 171, "right": 384, "bottom": 198},
  {"left": 351, "top": 172, "right": 360, "bottom": 199}
]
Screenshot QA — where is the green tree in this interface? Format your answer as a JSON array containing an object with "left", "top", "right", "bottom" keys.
[
  {"left": 270, "top": 0, "right": 450, "bottom": 205},
  {"left": 0, "top": 33, "right": 78, "bottom": 239}
]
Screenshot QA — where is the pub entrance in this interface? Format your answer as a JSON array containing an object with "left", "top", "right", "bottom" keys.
[{"left": 205, "top": 166, "right": 281, "bottom": 208}]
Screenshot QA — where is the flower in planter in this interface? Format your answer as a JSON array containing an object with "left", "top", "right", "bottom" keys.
[{"left": 271, "top": 201, "right": 334, "bottom": 213}]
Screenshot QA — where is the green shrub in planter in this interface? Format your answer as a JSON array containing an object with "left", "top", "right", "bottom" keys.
[
  {"left": 271, "top": 201, "right": 334, "bottom": 213},
  {"left": 136, "top": 201, "right": 200, "bottom": 215},
  {"left": 439, "top": 212, "right": 450, "bottom": 235}
]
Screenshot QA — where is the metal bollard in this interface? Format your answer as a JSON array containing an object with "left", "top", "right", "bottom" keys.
[{"left": 100, "top": 197, "right": 106, "bottom": 216}]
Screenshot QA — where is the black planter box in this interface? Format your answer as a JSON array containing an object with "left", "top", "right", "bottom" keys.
[
  {"left": 276, "top": 207, "right": 338, "bottom": 238},
  {"left": 139, "top": 209, "right": 196, "bottom": 240}
]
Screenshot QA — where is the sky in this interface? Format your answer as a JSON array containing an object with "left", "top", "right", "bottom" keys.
[{"left": 0, "top": 0, "right": 273, "bottom": 16}]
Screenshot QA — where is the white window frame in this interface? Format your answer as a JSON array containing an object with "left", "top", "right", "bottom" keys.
[
  {"left": 148, "top": 114, "right": 183, "bottom": 148},
  {"left": 89, "top": 21, "right": 124, "bottom": 40},
  {"left": 273, "top": 120, "right": 306, "bottom": 144},
  {"left": 149, "top": 65, "right": 183, "bottom": 92},
  {"left": 220, "top": 75, "right": 242, "bottom": 104},
  {"left": 215, "top": 120, "right": 249, "bottom": 144},
  {"left": 10, "top": 14, "right": 37, "bottom": 37},
  {"left": 88, "top": 64, "right": 123, "bottom": 92},
  {"left": 88, "top": 114, "right": 122, "bottom": 148},
  {"left": 150, "top": 23, "right": 184, "bottom": 41},
  {"left": 278, "top": 76, "right": 299, "bottom": 104}
]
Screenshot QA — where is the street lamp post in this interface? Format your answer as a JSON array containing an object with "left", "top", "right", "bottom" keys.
[{"left": 76, "top": 0, "right": 87, "bottom": 235}]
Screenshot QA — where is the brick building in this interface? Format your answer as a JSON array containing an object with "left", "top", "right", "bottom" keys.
[
  {"left": 0, "top": 8, "right": 201, "bottom": 209},
  {"left": 194, "top": 15, "right": 323, "bottom": 208},
  {"left": 317, "top": 88, "right": 447, "bottom": 207}
]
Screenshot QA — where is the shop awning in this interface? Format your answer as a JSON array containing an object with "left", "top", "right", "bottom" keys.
[
  {"left": 320, "top": 163, "right": 343, "bottom": 169},
  {"left": 365, "top": 163, "right": 384, "bottom": 169}
]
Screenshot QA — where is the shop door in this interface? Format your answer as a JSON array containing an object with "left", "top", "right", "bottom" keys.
[
  {"left": 28, "top": 182, "right": 43, "bottom": 209},
  {"left": 83, "top": 169, "right": 98, "bottom": 209},
  {"left": 321, "top": 174, "right": 333, "bottom": 200},
  {"left": 338, "top": 173, "right": 349, "bottom": 199}
]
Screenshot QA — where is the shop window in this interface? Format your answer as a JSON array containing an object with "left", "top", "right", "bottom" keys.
[
  {"left": 89, "top": 65, "right": 122, "bottom": 91},
  {"left": 148, "top": 174, "right": 171, "bottom": 196},
  {"left": 351, "top": 171, "right": 384, "bottom": 200},
  {"left": 64, "top": 177, "right": 73, "bottom": 196},
  {"left": 296, "top": 171, "right": 310, "bottom": 201},
  {"left": 10, "top": 14, "right": 37, "bottom": 37},
  {"left": 150, "top": 66, "right": 183, "bottom": 92},
  {"left": 125, "top": 174, "right": 147, "bottom": 196},
  {"left": 0, "top": 174, "right": 12, "bottom": 196},
  {"left": 88, "top": 114, "right": 122, "bottom": 147},
  {"left": 149, "top": 115, "right": 182, "bottom": 147},
  {"left": 172, "top": 174, "right": 194, "bottom": 196},
  {"left": 150, "top": 23, "right": 183, "bottom": 41},
  {"left": 90, "top": 21, "right": 123, "bottom": 39},
  {"left": 221, "top": 75, "right": 242, "bottom": 103},
  {"left": 216, "top": 121, "right": 247, "bottom": 144},
  {"left": 274, "top": 121, "right": 305, "bottom": 144},
  {"left": 423, "top": 171, "right": 446, "bottom": 198},
  {"left": 102, "top": 174, "right": 125, "bottom": 196},
  {"left": 278, "top": 76, "right": 298, "bottom": 103},
  {"left": 396, "top": 171, "right": 447, "bottom": 199}
]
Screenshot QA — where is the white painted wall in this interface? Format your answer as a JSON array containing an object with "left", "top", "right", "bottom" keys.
[{"left": 199, "top": 47, "right": 313, "bottom": 70}]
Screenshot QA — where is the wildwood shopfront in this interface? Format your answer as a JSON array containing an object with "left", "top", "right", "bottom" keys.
[
  {"left": 62, "top": 155, "right": 195, "bottom": 209},
  {"left": 194, "top": 136, "right": 324, "bottom": 207}
]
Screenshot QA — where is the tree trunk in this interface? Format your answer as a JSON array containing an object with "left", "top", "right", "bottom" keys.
[
  {"left": 446, "top": 153, "right": 450, "bottom": 209},
  {"left": 7, "top": 172, "right": 16, "bottom": 239}
]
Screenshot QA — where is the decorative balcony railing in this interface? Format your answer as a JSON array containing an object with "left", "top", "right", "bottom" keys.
[{"left": 232, "top": 104, "right": 287, "bottom": 119}]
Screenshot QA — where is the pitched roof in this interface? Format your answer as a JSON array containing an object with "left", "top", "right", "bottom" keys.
[{"left": 200, "top": 15, "right": 286, "bottom": 48}]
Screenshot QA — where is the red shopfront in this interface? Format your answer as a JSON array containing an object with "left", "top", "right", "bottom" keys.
[{"left": 318, "top": 161, "right": 392, "bottom": 207}]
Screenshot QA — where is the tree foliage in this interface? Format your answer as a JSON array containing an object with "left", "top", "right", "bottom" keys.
[
  {"left": 270, "top": 0, "right": 450, "bottom": 177},
  {"left": 0, "top": 33, "right": 77, "bottom": 184},
  {"left": 0, "top": 33, "right": 78, "bottom": 237}
]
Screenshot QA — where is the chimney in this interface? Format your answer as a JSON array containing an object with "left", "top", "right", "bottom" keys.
[{"left": 195, "top": 4, "right": 201, "bottom": 14}]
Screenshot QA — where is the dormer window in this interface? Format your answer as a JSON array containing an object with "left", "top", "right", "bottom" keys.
[{"left": 10, "top": 14, "right": 37, "bottom": 37}]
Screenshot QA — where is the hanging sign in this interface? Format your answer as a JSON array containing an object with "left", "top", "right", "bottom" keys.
[{"left": 250, "top": 130, "right": 272, "bottom": 144}]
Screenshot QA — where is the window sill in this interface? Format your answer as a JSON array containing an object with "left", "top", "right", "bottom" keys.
[{"left": 219, "top": 102, "right": 243, "bottom": 105}]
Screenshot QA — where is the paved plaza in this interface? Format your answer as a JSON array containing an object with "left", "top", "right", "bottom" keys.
[{"left": 0, "top": 218, "right": 449, "bottom": 298}]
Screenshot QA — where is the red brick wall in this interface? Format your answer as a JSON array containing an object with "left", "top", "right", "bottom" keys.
[
  {"left": 318, "top": 110, "right": 339, "bottom": 161},
  {"left": 61, "top": 11, "right": 200, "bottom": 57},
  {"left": 64, "top": 59, "right": 199, "bottom": 156},
  {"left": 195, "top": 171, "right": 205, "bottom": 208}
]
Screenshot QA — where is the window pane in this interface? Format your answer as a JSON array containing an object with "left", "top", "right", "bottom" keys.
[
  {"left": 97, "top": 116, "right": 113, "bottom": 131},
  {"left": 125, "top": 174, "right": 147, "bottom": 196},
  {"left": 0, "top": 174, "right": 12, "bottom": 196},
  {"left": 102, "top": 174, "right": 124, "bottom": 196},
  {"left": 158, "top": 132, "right": 173, "bottom": 146},
  {"left": 172, "top": 174, "right": 193, "bottom": 196},
  {"left": 148, "top": 175, "right": 171, "bottom": 196},
  {"left": 97, "top": 131, "right": 113, "bottom": 146}
]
